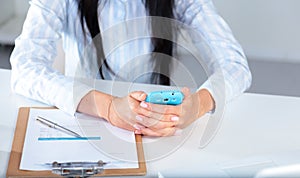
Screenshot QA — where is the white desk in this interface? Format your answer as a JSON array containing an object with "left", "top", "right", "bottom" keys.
[{"left": 1, "top": 68, "right": 300, "bottom": 178}]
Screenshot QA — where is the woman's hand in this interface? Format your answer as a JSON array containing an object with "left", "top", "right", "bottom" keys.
[
  {"left": 78, "top": 90, "right": 148, "bottom": 131},
  {"left": 131, "top": 88, "right": 215, "bottom": 136},
  {"left": 107, "top": 91, "right": 180, "bottom": 133},
  {"left": 107, "top": 91, "right": 148, "bottom": 131},
  {"left": 77, "top": 88, "right": 214, "bottom": 137},
  {"left": 77, "top": 90, "right": 181, "bottom": 135}
]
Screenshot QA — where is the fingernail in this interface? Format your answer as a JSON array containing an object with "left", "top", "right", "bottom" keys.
[
  {"left": 140, "top": 93, "right": 146, "bottom": 99},
  {"left": 140, "top": 101, "right": 148, "bottom": 108},
  {"left": 171, "top": 116, "right": 179, "bottom": 121},
  {"left": 133, "top": 124, "right": 144, "bottom": 130},
  {"left": 135, "top": 115, "right": 143, "bottom": 122},
  {"left": 174, "top": 129, "right": 183, "bottom": 136},
  {"left": 135, "top": 130, "right": 142, "bottom": 134}
]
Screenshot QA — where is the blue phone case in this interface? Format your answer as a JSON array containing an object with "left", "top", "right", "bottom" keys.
[{"left": 145, "top": 90, "right": 184, "bottom": 105}]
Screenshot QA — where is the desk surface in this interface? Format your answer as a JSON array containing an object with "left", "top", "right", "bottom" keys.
[{"left": 1, "top": 68, "right": 300, "bottom": 177}]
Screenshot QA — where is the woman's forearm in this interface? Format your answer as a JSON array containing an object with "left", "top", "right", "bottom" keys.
[
  {"left": 77, "top": 90, "right": 113, "bottom": 121},
  {"left": 196, "top": 89, "right": 215, "bottom": 117}
]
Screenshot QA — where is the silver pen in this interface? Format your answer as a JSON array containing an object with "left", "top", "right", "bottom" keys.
[{"left": 36, "top": 116, "right": 82, "bottom": 138}]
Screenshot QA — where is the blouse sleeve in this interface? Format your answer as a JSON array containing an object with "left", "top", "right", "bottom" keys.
[
  {"left": 176, "top": 0, "right": 252, "bottom": 103},
  {"left": 10, "top": 0, "right": 93, "bottom": 115}
]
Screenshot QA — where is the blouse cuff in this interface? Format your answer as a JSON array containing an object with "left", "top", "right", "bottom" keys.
[{"left": 55, "top": 81, "right": 94, "bottom": 116}]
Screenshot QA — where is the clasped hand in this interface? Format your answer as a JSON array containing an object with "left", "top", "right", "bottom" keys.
[{"left": 108, "top": 88, "right": 203, "bottom": 137}]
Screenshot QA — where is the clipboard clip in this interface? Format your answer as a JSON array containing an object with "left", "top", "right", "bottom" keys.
[{"left": 51, "top": 160, "right": 106, "bottom": 177}]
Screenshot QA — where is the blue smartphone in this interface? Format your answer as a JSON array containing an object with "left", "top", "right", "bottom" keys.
[{"left": 145, "top": 90, "right": 184, "bottom": 105}]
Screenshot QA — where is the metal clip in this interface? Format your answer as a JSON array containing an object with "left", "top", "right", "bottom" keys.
[{"left": 51, "top": 160, "right": 106, "bottom": 177}]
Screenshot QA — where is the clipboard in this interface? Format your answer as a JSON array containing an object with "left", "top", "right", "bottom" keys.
[{"left": 6, "top": 107, "right": 146, "bottom": 177}]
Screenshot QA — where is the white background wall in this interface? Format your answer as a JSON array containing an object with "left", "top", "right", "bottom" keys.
[
  {"left": 14, "top": 0, "right": 30, "bottom": 16},
  {"left": 0, "top": 0, "right": 29, "bottom": 22},
  {"left": 213, "top": 0, "right": 300, "bottom": 63},
  {"left": 0, "top": 0, "right": 14, "bottom": 24}
]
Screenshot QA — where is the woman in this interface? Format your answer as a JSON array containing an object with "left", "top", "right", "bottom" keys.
[{"left": 10, "top": 0, "right": 251, "bottom": 136}]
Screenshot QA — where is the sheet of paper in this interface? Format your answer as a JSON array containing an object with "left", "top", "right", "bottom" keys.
[{"left": 20, "top": 108, "right": 139, "bottom": 170}]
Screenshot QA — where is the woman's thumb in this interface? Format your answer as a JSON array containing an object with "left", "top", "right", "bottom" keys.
[{"left": 130, "top": 91, "right": 147, "bottom": 101}]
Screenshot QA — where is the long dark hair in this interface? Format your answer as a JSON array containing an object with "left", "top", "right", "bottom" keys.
[{"left": 77, "top": 0, "right": 175, "bottom": 85}]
